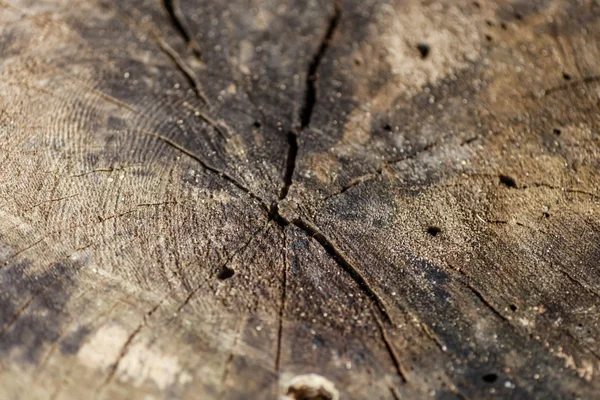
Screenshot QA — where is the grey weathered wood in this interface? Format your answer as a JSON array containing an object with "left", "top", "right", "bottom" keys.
[{"left": 1, "top": 0, "right": 600, "bottom": 398}]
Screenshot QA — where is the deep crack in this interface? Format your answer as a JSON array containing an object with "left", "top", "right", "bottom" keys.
[
  {"left": 275, "top": 230, "right": 288, "bottom": 374},
  {"left": 299, "top": 0, "right": 341, "bottom": 129},
  {"left": 373, "top": 307, "right": 408, "bottom": 383},
  {"left": 266, "top": 208, "right": 393, "bottom": 325},
  {"left": 291, "top": 219, "right": 392, "bottom": 324},
  {"left": 273, "top": 0, "right": 341, "bottom": 207},
  {"left": 140, "top": 129, "right": 267, "bottom": 210},
  {"left": 163, "top": 0, "right": 202, "bottom": 57},
  {"left": 274, "top": 0, "right": 341, "bottom": 207},
  {"left": 146, "top": 25, "right": 211, "bottom": 106},
  {"left": 279, "top": 131, "right": 299, "bottom": 200}
]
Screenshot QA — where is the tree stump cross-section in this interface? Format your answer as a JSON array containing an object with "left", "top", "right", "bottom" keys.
[{"left": 1, "top": 0, "right": 600, "bottom": 399}]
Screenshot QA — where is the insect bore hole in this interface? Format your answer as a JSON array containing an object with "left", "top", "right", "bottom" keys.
[
  {"left": 417, "top": 43, "right": 430, "bottom": 59},
  {"left": 499, "top": 174, "right": 517, "bottom": 188},
  {"left": 217, "top": 266, "right": 235, "bottom": 280},
  {"left": 427, "top": 226, "right": 441, "bottom": 237}
]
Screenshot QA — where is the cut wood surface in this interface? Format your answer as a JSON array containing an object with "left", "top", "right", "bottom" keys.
[{"left": 1, "top": 0, "right": 599, "bottom": 398}]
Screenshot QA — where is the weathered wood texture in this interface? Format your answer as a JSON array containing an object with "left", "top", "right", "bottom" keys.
[{"left": 1, "top": 0, "right": 600, "bottom": 398}]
